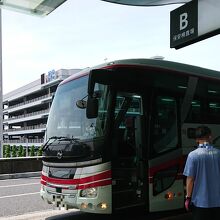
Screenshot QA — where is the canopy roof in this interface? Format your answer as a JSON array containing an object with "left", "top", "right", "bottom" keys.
[
  {"left": 0, "top": 0, "right": 192, "bottom": 17},
  {"left": 102, "top": 0, "right": 191, "bottom": 6},
  {"left": 0, "top": 0, "right": 67, "bottom": 16}
]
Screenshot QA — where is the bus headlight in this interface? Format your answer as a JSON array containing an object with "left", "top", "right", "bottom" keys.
[{"left": 80, "top": 188, "right": 97, "bottom": 198}]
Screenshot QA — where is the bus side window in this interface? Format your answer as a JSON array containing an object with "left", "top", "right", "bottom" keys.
[
  {"left": 122, "top": 117, "right": 136, "bottom": 156},
  {"left": 113, "top": 93, "right": 142, "bottom": 167},
  {"left": 185, "top": 100, "right": 201, "bottom": 123},
  {"left": 208, "top": 101, "right": 220, "bottom": 123},
  {"left": 152, "top": 96, "right": 178, "bottom": 154}
]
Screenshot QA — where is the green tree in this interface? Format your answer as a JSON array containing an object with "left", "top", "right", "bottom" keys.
[
  {"left": 22, "top": 147, "right": 26, "bottom": 157},
  {"left": 37, "top": 146, "right": 43, "bottom": 156},
  {"left": 12, "top": 145, "right": 17, "bottom": 157},
  {"left": 3, "top": 145, "right": 6, "bottom": 157},
  {"left": 3, "top": 145, "right": 8, "bottom": 158},
  {"left": 5, "top": 145, "right": 11, "bottom": 158},
  {"left": 30, "top": 145, "right": 35, "bottom": 157},
  {"left": 17, "top": 145, "right": 24, "bottom": 157}
]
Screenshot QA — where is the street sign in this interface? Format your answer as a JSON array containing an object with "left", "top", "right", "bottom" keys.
[
  {"left": 170, "top": 0, "right": 220, "bottom": 49},
  {"left": 170, "top": 0, "right": 198, "bottom": 49}
]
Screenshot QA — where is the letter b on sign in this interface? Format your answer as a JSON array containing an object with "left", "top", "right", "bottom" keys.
[{"left": 180, "top": 13, "right": 188, "bottom": 30}]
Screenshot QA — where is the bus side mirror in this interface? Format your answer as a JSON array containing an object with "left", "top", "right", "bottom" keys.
[{"left": 86, "top": 96, "right": 98, "bottom": 118}]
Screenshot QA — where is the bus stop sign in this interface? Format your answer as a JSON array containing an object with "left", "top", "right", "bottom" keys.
[
  {"left": 170, "top": 0, "right": 197, "bottom": 49},
  {"left": 170, "top": 0, "right": 220, "bottom": 49}
]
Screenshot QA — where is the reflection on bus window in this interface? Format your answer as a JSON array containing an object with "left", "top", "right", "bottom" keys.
[
  {"left": 46, "top": 77, "right": 109, "bottom": 140},
  {"left": 113, "top": 93, "right": 142, "bottom": 164},
  {"left": 94, "top": 84, "right": 110, "bottom": 137},
  {"left": 153, "top": 96, "right": 178, "bottom": 154},
  {"left": 208, "top": 102, "right": 220, "bottom": 123},
  {"left": 114, "top": 95, "right": 142, "bottom": 122},
  {"left": 153, "top": 165, "right": 179, "bottom": 195},
  {"left": 185, "top": 100, "right": 201, "bottom": 123}
]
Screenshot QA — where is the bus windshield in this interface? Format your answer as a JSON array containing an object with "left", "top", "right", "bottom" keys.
[{"left": 45, "top": 76, "right": 108, "bottom": 141}]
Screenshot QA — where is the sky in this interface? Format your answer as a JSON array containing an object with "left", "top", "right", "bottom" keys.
[{"left": 2, "top": 0, "right": 220, "bottom": 94}]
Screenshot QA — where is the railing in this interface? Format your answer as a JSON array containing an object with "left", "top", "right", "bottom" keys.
[
  {"left": 4, "top": 109, "right": 50, "bottom": 122},
  {"left": 3, "top": 139, "right": 44, "bottom": 144},
  {"left": 4, "top": 124, "right": 46, "bottom": 132},
  {"left": 4, "top": 93, "right": 54, "bottom": 110}
]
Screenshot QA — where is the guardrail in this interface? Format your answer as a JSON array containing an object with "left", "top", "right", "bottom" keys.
[{"left": 0, "top": 156, "right": 42, "bottom": 174}]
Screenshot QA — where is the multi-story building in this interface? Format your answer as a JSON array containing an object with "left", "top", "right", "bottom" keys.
[{"left": 2, "top": 68, "right": 81, "bottom": 150}]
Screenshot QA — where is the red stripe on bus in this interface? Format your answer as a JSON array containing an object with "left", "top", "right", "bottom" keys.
[
  {"left": 148, "top": 157, "right": 185, "bottom": 176},
  {"left": 148, "top": 156, "right": 185, "bottom": 184},
  {"left": 76, "top": 179, "right": 112, "bottom": 190},
  {"left": 41, "top": 180, "right": 46, "bottom": 185},
  {"left": 148, "top": 173, "right": 184, "bottom": 184},
  {"left": 41, "top": 174, "right": 77, "bottom": 185},
  {"left": 41, "top": 170, "right": 111, "bottom": 186},
  {"left": 78, "top": 170, "right": 111, "bottom": 184}
]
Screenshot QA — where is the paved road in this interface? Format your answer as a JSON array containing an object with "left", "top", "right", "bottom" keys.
[
  {"left": 0, "top": 177, "right": 193, "bottom": 220},
  {"left": 0, "top": 177, "right": 52, "bottom": 218},
  {"left": 0, "top": 209, "right": 193, "bottom": 220}
]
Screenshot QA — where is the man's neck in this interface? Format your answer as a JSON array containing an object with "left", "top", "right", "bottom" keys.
[
  {"left": 197, "top": 140, "right": 209, "bottom": 145},
  {"left": 196, "top": 138, "right": 211, "bottom": 146}
]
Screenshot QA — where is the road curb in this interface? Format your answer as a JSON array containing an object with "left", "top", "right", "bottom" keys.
[{"left": 0, "top": 171, "right": 41, "bottom": 180}]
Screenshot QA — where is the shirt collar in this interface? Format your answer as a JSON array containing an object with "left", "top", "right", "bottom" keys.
[{"left": 198, "top": 142, "right": 213, "bottom": 149}]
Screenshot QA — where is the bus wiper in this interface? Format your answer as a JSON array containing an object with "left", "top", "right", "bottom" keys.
[
  {"left": 57, "top": 137, "right": 79, "bottom": 142},
  {"left": 42, "top": 136, "right": 67, "bottom": 151},
  {"left": 42, "top": 136, "right": 80, "bottom": 151}
]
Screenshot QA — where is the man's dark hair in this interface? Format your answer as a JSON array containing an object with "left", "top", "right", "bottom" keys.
[{"left": 195, "top": 126, "right": 211, "bottom": 139}]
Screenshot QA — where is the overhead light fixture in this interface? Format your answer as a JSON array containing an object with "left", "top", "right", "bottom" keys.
[{"left": 0, "top": 0, "right": 67, "bottom": 17}]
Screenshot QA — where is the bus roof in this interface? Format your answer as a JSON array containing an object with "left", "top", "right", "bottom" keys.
[{"left": 60, "top": 58, "right": 220, "bottom": 86}]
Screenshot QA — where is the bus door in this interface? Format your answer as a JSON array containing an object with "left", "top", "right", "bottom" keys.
[
  {"left": 111, "top": 92, "right": 147, "bottom": 211},
  {"left": 148, "top": 94, "right": 184, "bottom": 212}
]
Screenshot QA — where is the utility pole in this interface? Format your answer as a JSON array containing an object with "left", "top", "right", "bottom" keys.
[{"left": 0, "top": 9, "right": 3, "bottom": 158}]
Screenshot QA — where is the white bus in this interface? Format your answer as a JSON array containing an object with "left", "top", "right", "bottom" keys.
[{"left": 40, "top": 58, "right": 220, "bottom": 214}]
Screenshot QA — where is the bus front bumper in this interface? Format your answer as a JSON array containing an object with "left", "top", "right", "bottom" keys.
[
  {"left": 40, "top": 185, "right": 78, "bottom": 210},
  {"left": 40, "top": 184, "right": 112, "bottom": 214}
]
